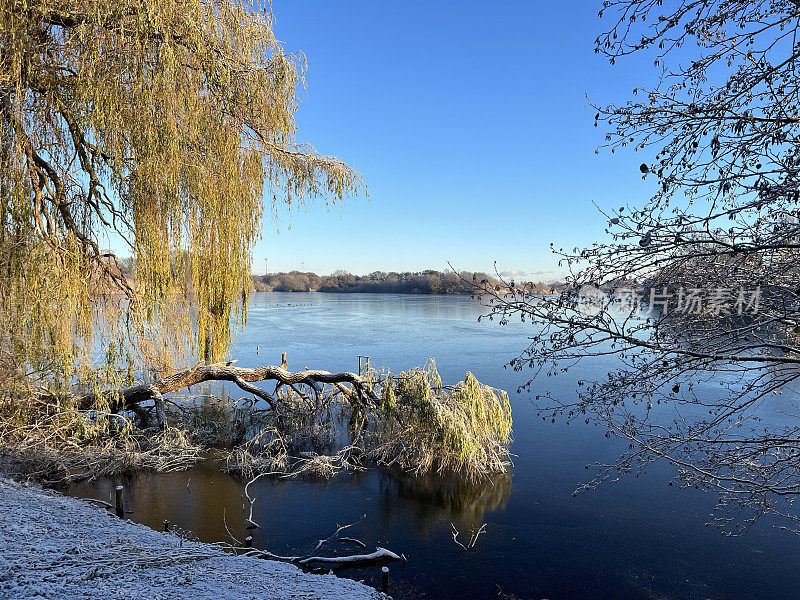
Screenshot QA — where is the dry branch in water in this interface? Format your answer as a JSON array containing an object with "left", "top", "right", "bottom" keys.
[
  {"left": 450, "top": 522, "right": 487, "bottom": 552},
  {"left": 233, "top": 512, "right": 401, "bottom": 571},
  {"left": 297, "top": 547, "right": 402, "bottom": 569},
  {"left": 242, "top": 546, "right": 403, "bottom": 571}
]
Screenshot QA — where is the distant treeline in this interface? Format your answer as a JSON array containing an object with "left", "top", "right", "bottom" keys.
[{"left": 251, "top": 269, "right": 556, "bottom": 295}]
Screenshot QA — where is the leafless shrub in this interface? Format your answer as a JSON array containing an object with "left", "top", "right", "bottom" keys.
[{"left": 469, "top": 0, "right": 800, "bottom": 532}]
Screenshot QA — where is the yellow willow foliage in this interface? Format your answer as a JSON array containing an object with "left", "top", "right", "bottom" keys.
[
  {"left": 374, "top": 360, "right": 513, "bottom": 481},
  {"left": 0, "top": 0, "right": 361, "bottom": 389}
]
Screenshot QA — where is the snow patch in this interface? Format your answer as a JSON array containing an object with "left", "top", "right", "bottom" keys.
[{"left": 0, "top": 477, "right": 383, "bottom": 599}]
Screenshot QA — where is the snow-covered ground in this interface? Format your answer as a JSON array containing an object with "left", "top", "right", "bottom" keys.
[{"left": 0, "top": 477, "right": 383, "bottom": 599}]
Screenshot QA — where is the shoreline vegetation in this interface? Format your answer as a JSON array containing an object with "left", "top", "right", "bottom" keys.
[
  {"left": 251, "top": 269, "right": 559, "bottom": 295},
  {"left": 1, "top": 358, "right": 512, "bottom": 486},
  {"left": 0, "top": 477, "right": 383, "bottom": 599}
]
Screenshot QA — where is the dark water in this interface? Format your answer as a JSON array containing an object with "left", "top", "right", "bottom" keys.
[{"left": 70, "top": 292, "right": 800, "bottom": 599}]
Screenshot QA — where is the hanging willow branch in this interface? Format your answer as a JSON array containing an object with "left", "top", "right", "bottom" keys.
[{"left": 0, "top": 0, "right": 362, "bottom": 395}]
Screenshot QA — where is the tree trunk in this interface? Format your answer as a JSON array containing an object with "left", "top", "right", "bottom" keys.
[{"left": 74, "top": 359, "right": 375, "bottom": 425}]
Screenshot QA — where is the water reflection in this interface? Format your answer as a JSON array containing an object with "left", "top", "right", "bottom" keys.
[
  {"left": 377, "top": 472, "right": 511, "bottom": 536},
  {"left": 70, "top": 463, "right": 511, "bottom": 545}
]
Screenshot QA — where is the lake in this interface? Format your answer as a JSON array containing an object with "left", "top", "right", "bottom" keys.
[{"left": 70, "top": 292, "right": 800, "bottom": 599}]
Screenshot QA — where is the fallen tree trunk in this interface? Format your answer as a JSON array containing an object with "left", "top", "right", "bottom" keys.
[
  {"left": 297, "top": 547, "right": 402, "bottom": 568},
  {"left": 74, "top": 358, "right": 376, "bottom": 428},
  {"left": 241, "top": 546, "right": 403, "bottom": 571}
]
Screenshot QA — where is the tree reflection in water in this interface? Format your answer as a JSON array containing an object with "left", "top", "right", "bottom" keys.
[{"left": 375, "top": 470, "right": 511, "bottom": 541}]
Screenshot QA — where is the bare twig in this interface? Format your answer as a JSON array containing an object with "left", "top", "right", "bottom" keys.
[
  {"left": 450, "top": 522, "right": 487, "bottom": 551},
  {"left": 222, "top": 508, "right": 240, "bottom": 545},
  {"left": 309, "top": 514, "right": 367, "bottom": 554}
]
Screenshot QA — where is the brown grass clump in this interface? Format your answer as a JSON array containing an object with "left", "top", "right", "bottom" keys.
[{"left": 0, "top": 408, "right": 202, "bottom": 483}]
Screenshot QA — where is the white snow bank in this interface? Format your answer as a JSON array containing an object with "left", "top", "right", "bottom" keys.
[{"left": 0, "top": 477, "right": 383, "bottom": 600}]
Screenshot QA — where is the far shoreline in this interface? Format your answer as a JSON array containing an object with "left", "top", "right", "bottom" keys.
[{"left": 250, "top": 269, "right": 559, "bottom": 295}]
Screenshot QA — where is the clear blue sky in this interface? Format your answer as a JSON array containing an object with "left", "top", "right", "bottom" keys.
[{"left": 256, "top": 0, "right": 658, "bottom": 280}]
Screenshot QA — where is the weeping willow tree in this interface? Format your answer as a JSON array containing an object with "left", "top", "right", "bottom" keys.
[
  {"left": 0, "top": 2, "right": 516, "bottom": 486},
  {"left": 0, "top": 0, "right": 361, "bottom": 400}
]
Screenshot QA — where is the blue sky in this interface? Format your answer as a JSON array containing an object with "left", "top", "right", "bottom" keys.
[{"left": 257, "top": 1, "right": 658, "bottom": 280}]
